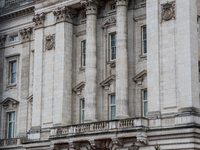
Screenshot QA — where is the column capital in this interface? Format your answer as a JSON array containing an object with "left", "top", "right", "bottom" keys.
[
  {"left": 115, "top": 0, "right": 128, "bottom": 6},
  {"left": 81, "top": 0, "right": 104, "bottom": 15},
  {"left": 19, "top": 27, "right": 33, "bottom": 43},
  {"left": 32, "top": 12, "right": 46, "bottom": 29},
  {"left": 53, "top": 6, "right": 77, "bottom": 23}
]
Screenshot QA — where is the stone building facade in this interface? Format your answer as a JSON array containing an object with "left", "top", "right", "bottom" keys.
[{"left": 0, "top": 0, "right": 200, "bottom": 149}]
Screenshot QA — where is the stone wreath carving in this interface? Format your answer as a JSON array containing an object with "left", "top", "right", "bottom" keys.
[
  {"left": 102, "top": 16, "right": 116, "bottom": 28},
  {"left": 161, "top": 1, "right": 175, "bottom": 21},
  {"left": 45, "top": 34, "right": 55, "bottom": 50}
]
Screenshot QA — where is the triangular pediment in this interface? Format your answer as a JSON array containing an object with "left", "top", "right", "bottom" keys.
[
  {"left": 0, "top": 97, "right": 19, "bottom": 108},
  {"left": 73, "top": 81, "right": 85, "bottom": 93},
  {"left": 100, "top": 75, "right": 116, "bottom": 87},
  {"left": 133, "top": 70, "right": 147, "bottom": 82},
  {"left": 102, "top": 17, "right": 116, "bottom": 28}
]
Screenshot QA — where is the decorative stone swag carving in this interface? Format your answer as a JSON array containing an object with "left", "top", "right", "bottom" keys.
[
  {"left": 32, "top": 12, "right": 45, "bottom": 29},
  {"left": 19, "top": 27, "right": 32, "bottom": 42},
  {"left": 80, "top": 0, "right": 104, "bottom": 15},
  {"left": 45, "top": 34, "right": 55, "bottom": 50},
  {"left": 0, "top": 35, "right": 6, "bottom": 47},
  {"left": 53, "top": 6, "right": 77, "bottom": 23},
  {"left": 102, "top": 16, "right": 116, "bottom": 29},
  {"left": 69, "top": 141, "right": 80, "bottom": 150},
  {"left": 161, "top": 1, "right": 175, "bottom": 22}
]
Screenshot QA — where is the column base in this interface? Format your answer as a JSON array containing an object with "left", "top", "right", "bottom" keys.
[{"left": 115, "top": 115, "right": 130, "bottom": 119}]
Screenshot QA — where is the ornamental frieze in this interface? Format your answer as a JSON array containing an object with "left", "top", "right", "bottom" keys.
[
  {"left": 45, "top": 34, "right": 55, "bottom": 50},
  {"left": 19, "top": 27, "right": 32, "bottom": 42},
  {"left": 32, "top": 12, "right": 46, "bottom": 29},
  {"left": 53, "top": 6, "right": 77, "bottom": 23},
  {"left": 161, "top": 1, "right": 175, "bottom": 22}
]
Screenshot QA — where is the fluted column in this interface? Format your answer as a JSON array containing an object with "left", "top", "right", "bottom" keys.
[
  {"left": 81, "top": 0, "right": 99, "bottom": 122},
  {"left": 115, "top": 0, "right": 129, "bottom": 119},
  {"left": 53, "top": 6, "right": 76, "bottom": 126}
]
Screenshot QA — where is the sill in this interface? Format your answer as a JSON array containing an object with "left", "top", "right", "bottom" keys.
[
  {"left": 6, "top": 83, "right": 17, "bottom": 89},
  {"left": 107, "top": 9, "right": 116, "bottom": 16},
  {"left": 79, "top": 67, "right": 85, "bottom": 72},
  {"left": 139, "top": 54, "right": 147, "bottom": 59}
]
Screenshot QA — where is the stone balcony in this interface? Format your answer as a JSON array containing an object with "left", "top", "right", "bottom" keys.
[{"left": 50, "top": 118, "right": 148, "bottom": 138}]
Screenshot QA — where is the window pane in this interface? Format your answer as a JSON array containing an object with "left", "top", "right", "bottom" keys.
[
  {"left": 11, "top": 73, "right": 16, "bottom": 84},
  {"left": 82, "top": 110, "right": 84, "bottom": 123},
  {"left": 143, "top": 90, "right": 147, "bottom": 100},
  {"left": 111, "top": 106, "right": 116, "bottom": 120},
  {"left": 110, "top": 95, "right": 115, "bottom": 104},
  {"left": 144, "top": 102, "right": 148, "bottom": 116},
  {"left": 82, "top": 100, "right": 85, "bottom": 109}
]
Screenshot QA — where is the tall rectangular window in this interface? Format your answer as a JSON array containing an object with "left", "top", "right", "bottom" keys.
[
  {"left": 110, "top": 34, "right": 116, "bottom": 60},
  {"left": 10, "top": 61, "right": 17, "bottom": 84},
  {"left": 142, "top": 90, "right": 148, "bottom": 116},
  {"left": 8, "top": 112, "right": 15, "bottom": 138},
  {"left": 82, "top": 41, "right": 86, "bottom": 67},
  {"left": 81, "top": 99, "right": 85, "bottom": 123},
  {"left": 110, "top": 95, "right": 116, "bottom": 120},
  {"left": 142, "top": 26, "right": 147, "bottom": 54}
]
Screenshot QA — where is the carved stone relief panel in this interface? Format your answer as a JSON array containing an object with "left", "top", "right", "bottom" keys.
[
  {"left": 45, "top": 34, "right": 55, "bottom": 50},
  {"left": 161, "top": 1, "right": 175, "bottom": 22}
]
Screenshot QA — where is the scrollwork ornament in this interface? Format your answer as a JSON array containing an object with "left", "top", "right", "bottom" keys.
[
  {"left": 45, "top": 34, "right": 55, "bottom": 50},
  {"left": 162, "top": 1, "right": 175, "bottom": 22}
]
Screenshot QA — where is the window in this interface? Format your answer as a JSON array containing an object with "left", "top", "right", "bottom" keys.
[
  {"left": 142, "top": 26, "right": 147, "bottom": 54},
  {"left": 10, "top": 61, "right": 17, "bottom": 84},
  {"left": 10, "top": 36, "right": 19, "bottom": 42},
  {"left": 82, "top": 41, "right": 86, "bottom": 67},
  {"left": 81, "top": 99, "right": 85, "bottom": 123},
  {"left": 109, "top": 95, "right": 116, "bottom": 120},
  {"left": 142, "top": 90, "right": 148, "bottom": 116},
  {"left": 8, "top": 112, "right": 15, "bottom": 138},
  {"left": 110, "top": 33, "right": 116, "bottom": 60},
  {"left": 111, "top": 4, "right": 116, "bottom": 10}
]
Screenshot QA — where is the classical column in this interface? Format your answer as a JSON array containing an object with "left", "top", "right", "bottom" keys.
[
  {"left": 31, "top": 13, "right": 45, "bottom": 133},
  {"left": 18, "top": 27, "right": 32, "bottom": 137},
  {"left": 115, "top": 0, "right": 129, "bottom": 119},
  {"left": 81, "top": 0, "right": 100, "bottom": 122},
  {"left": 53, "top": 6, "right": 76, "bottom": 126}
]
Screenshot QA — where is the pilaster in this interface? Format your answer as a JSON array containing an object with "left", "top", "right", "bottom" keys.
[
  {"left": 53, "top": 6, "right": 76, "bottom": 126},
  {"left": 17, "top": 27, "right": 33, "bottom": 137},
  {"left": 115, "top": 0, "right": 129, "bottom": 119},
  {"left": 31, "top": 12, "right": 46, "bottom": 139}
]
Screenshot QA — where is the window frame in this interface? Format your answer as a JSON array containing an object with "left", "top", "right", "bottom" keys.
[
  {"left": 110, "top": 33, "right": 116, "bottom": 61},
  {"left": 9, "top": 61, "right": 17, "bottom": 84},
  {"left": 109, "top": 94, "right": 116, "bottom": 120},
  {"left": 80, "top": 99, "right": 85, "bottom": 123},
  {"left": 142, "top": 89, "right": 148, "bottom": 117},
  {"left": 7, "top": 112, "right": 15, "bottom": 139},
  {"left": 141, "top": 26, "right": 147, "bottom": 55},
  {"left": 81, "top": 40, "right": 86, "bottom": 67}
]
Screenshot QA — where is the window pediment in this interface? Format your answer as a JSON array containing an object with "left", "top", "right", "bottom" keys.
[
  {"left": 133, "top": 70, "right": 147, "bottom": 85},
  {"left": 102, "top": 17, "right": 116, "bottom": 29},
  {"left": 0, "top": 97, "right": 19, "bottom": 109},
  {"left": 73, "top": 81, "right": 85, "bottom": 95},
  {"left": 100, "top": 75, "right": 116, "bottom": 90}
]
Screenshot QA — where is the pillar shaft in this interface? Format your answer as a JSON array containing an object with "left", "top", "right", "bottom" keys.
[
  {"left": 84, "top": 4, "right": 97, "bottom": 122},
  {"left": 115, "top": 0, "right": 129, "bottom": 119}
]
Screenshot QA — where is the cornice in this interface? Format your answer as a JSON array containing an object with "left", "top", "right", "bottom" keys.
[{"left": 0, "top": 6, "right": 35, "bottom": 21}]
